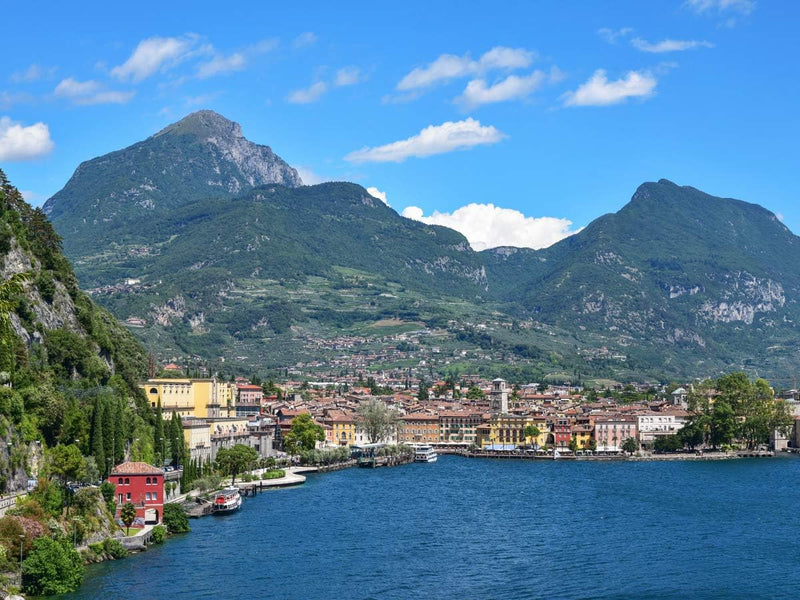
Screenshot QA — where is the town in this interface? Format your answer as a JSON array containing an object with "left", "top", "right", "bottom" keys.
[{"left": 141, "top": 368, "right": 800, "bottom": 470}]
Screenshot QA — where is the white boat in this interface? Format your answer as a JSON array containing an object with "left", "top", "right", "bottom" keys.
[
  {"left": 212, "top": 487, "right": 242, "bottom": 513},
  {"left": 414, "top": 445, "right": 438, "bottom": 463}
]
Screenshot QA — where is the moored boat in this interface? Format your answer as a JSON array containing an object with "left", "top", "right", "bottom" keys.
[
  {"left": 213, "top": 487, "right": 242, "bottom": 513},
  {"left": 414, "top": 445, "right": 438, "bottom": 463}
]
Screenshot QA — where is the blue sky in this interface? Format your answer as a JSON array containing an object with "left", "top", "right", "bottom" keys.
[{"left": 1, "top": 0, "right": 798, "bottom": 249}]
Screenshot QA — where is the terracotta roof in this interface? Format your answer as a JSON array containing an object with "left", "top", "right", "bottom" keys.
[{"left": 110, "top": 461, "right": 164, "bottom": 475}]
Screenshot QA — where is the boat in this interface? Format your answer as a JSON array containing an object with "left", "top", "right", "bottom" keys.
[
  {"left": 414, "top": 445, "right": 438, "bottom": 463},
  {"left": 212, "top": 487, "right": 242, "bottom": 513}
]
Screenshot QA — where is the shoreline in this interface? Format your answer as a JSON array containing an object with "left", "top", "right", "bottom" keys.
[{"left": 463, "top": 450, "right": 777, "bottom": 461}]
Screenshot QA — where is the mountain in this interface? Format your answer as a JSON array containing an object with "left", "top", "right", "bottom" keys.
[
  {"left": 486, "top": 179, "right": 800, "bottom": 377},
  {"left": 41, "top": 111, "right": 800, "bottom": 382},
  {"left": 42, "top": 110, "right": 302, "bottom": 259}
]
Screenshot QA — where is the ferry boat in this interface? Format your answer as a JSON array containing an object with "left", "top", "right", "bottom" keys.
[
  {"left": 212, "top": 487, "right": 242, "bottom": 514},
  {"left": 414, "top": 445, "right": 438, "bottom": 463}
]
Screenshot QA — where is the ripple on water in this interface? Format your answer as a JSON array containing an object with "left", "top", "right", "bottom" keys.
[{"left": 58, "top": 456, "right": 800, "bottom": 600}]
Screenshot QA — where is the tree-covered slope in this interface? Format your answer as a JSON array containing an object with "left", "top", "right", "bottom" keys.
[{"left": 0, "top": 169, "right": 160, "bottom": 494}]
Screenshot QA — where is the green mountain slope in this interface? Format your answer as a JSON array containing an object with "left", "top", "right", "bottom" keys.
[
  {"left": 486, "top": 179, "right": 800, "bottom": 377},
  {"left": 41, "top": 111, "right": 800, "bottom": 381}
]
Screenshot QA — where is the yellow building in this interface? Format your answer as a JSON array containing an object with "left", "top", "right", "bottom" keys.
[
  {"left": 140, "top": 378, "right": 237, "bottom": 419},
  {"left": 323, "top": 411, "right": 357, "bottom": 446},
  {"left": 476, "top": 414, "right": 548, "bottom": 449}
]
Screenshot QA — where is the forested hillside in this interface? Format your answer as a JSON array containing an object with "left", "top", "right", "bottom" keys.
[{"left": 0, "top": 169, "right": 167, "bottom": 492}]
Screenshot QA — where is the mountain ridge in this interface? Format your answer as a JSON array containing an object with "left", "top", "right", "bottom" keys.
[{"left": 41, "top": 111, "right": 800, "bottom": 381}]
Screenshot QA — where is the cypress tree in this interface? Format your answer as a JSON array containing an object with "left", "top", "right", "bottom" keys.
[
  {"left": 153, "top": 399, "right": 164, "bottom": 467},
  {"left": 102, "top": 397, "right": 114, "bottom": 471},
  {"left": 114, "top": 397, "right": 126, "bottom": 464},
  {"left": 89, "top": 399, "right": 105, "bottom": 476}
]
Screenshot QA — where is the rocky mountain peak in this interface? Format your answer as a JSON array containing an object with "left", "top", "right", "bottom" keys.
[{"left": 153, "top": 109, "right": 243, "bottom": 142}]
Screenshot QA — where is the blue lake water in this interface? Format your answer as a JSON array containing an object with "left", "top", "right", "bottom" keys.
[{"left": 60, "top": 455, "right": 800, "bottom": 599}]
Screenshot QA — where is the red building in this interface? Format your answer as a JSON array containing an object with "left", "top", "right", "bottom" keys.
[
  {"left": 553, "top": 418, "right": 572, "bottom": 450},
  {"left": 108, "top": 462, "right": 164, "bottom": 526}
]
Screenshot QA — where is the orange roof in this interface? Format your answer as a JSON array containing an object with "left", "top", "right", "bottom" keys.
[{"left": 111, "top": 461, "right": 163, "bottom": 475}]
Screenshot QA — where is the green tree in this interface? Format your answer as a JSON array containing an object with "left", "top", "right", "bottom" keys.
[
  {"left": 0, "top": 272, "right": 29, "bottom": 374},
  {"left": 417, "top": 380, "right": 429, "bottom": 402},
  {"left": 283, "top": 414, "right": 324, "bottom": 454},
  {"left": 466, "top": 386, "right": 484, "bottom": 400},
  {"left": 654, "top": 434, "right": 683, "bottom": 453},
  {"left": 215, "top": 444, "right": 259, "bottom": 485},
  {"left": 523, "top": 425, "right": 541, "bottom": 447},
  {"left": 120, "top": 502, "right": 137, "bottom": 534},
  {"left": 710, "top": 400, "right": 737, "bottom": 449},
  {"left": 21, "top": 537, "right": 84, "bottom": 596},
  {"left": 162, "top": 503, "right": 191, "bottom": 534},
  {"left": 355, "top": 399, "right": 399, "bottom": 444},
  {"left": 169, "top": 411, "right": 185, "bottom": 467},
  {"left": 48, "top": 444, "right": 85, "bottom": 485},
  {"left": 89, "top": 399, "right": 105, "bottom": 477},
  {"left": 621, "top": 437, "right": 638, "bottom": 454},
  {"left": 153, "top": 399, "right": 165, "bottom": 467}
]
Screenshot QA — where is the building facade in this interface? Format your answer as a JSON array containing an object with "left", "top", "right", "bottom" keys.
[{"left": 108, "top": 462, "right": 164, "bottom": 526}]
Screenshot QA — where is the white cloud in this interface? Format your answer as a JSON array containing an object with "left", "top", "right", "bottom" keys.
[
  {"left": 401, "top": 203, "right": 578, "bottom": 250},
  {"left": 20, "top": 189, "right": 43, "bottom": 203},
  {"left": 111, "top": 35, "right": 199, "bottom": 82},
  {"left": 684, "top": 0, "right": 755, "bottom": 14},
  {"left": 293, "top": 32, "right": 317, "bottom": 48},
  {"left": 0, "top": 91, "right": 35, "bottom": 109},
  {"left": 287, "top": 81, "right": 328, "bottom": 104},
  {"left": 598, "top": 27, "right": 634, "bottom": 44},
  {"left": 345, "top": 118, "right": 506, "bottom": 163},
  {"left": 397, "top": 46, "right": 535, "bottom": 91},
  {"left": 196, "top": 53, "right": 245, "bottom": 78},
  {"left": 0, "top": 116, "right": 54, "bottom": 161},
  {"left": 366, "top": 187, "right": 389, "bottom": 206},
  {"left": 455, "top": 71, "right": 546, "bottom": 109},
  {"left": 55, "top": 78, "right": 100, "bottom": 97},
  {"left": 54, "top": 78, "right": 135, "bottom": 105},
  {"left": 11, "top": 64, "right": 56, "bottom": 83},
  {"left": 335, "top": 67, "right": 363, "bottom": 87},
  {"left": 295, "top": 166, "right": 328, "bottom": 185},
  {"left": 562, "top": 69, "right": 657, "bottom": 107},
  {"left": 631, "top": 37, "right": 714, "bottom": 52}
]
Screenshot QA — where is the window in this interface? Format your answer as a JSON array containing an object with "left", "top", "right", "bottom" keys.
[
  {"left": 118, "top": 494, "right": 123, "bottom": 503},
  {"left": 124, "top": 478, "right": 130, "bottom": 485},
  {"left": 118, "top": 478, "right": 123, "bottom": 485},
  {"left": 126, "top": 493, "right": 131, "bottom": 501},
  {"left": 145, "top": 492, "right": 151, "bottom": 501},
  {"left": 146, "top": 477, "right": 151, "bottom": 485},
  {"left": 153, "top": 492, "right": 157, "bottom": 501}
]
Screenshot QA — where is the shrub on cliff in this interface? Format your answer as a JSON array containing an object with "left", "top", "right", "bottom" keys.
[{"left": 22, "top": 537, "right": 84, "bottom": 596}]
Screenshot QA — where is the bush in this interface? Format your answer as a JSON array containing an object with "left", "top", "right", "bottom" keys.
[
  {"left": 22, "top": 537, "right": 84, "bottom": 596},
  {"left": 262, "top": 469, "right": 285, "bottom": 480},
  {"left": 162, "top": 504, "right": 190, "bottom": 534},
  {"left": 151, "top": 525, "right": 166, "bottom": 544},
  {"left": 102, "top": 538, "right": 128, "bottom": 559}
]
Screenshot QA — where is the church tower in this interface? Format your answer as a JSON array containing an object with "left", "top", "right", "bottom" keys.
[{"left": 490, "top": 378, "right": 508, "bottom": 414}]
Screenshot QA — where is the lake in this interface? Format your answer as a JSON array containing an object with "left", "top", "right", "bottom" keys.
[{"left": 60, "top": 455, "right": 800, "bottom": 599}]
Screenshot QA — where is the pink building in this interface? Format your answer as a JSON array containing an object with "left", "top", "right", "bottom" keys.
[
  {"left": 594, "top": 415, "right": 637, "bottom": 451},
  {"left": 236, "top": 384, "right": 264, "bottom": 417}
]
